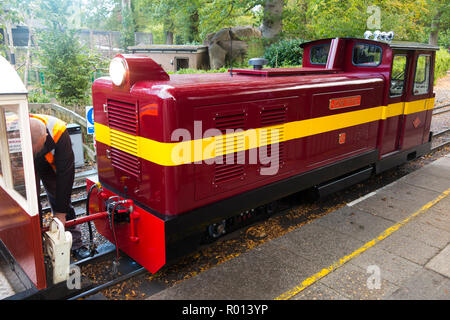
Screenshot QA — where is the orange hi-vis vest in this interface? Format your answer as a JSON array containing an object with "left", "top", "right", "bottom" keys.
[{"left": 30, "top": 114, "right": 67, "bottom": 171}]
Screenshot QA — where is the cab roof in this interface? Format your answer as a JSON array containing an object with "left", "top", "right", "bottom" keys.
[
  {"left": 0, "top": 55, "right": 27, "bottom": 95},
  {"left": 301, "top": 38, "right": 440, "bottom": 51}
]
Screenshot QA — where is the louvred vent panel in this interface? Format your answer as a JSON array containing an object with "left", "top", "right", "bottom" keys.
[
  {"left": 213, "top": 111, "right": 246, "bottom": 184},
  {"left": 260, "top": 106, "right": 287, "bottom": 167},
  {"left": 107, "top": 100, "right": 138, "bottom": 135},
  {"left": 107, "top": 99, "right": 140, "bottom": 178}
]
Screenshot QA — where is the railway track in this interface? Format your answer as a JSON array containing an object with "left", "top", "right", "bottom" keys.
[
  {"left": 433, "top": 103, "right": 450, "bottom": 116},
  {"left": 432, "top": 128, "right": 450, "bottom": 150},
  {"left": 67, "top": 250, "right": 146, "bottom": 300},
  {"left": 26, "top": 244, "right": 146, "bottom": 300},
  {"left": 40, "top": 169, "right": 95, "bottom": 214}
]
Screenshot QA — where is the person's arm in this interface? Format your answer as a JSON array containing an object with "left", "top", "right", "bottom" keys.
[{"left": 52, "top": 130, "right": 75, "bottom": 217}]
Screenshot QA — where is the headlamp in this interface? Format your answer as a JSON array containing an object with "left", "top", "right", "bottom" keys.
[{"left": 109, "top": 57, "right": 127, "bottom": 86}]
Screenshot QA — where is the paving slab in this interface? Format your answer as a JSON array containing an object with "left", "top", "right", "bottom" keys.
[
  {"left": 315, "top": 206, "right": 394, "bottom": 243},
  {"left": 291, "top": 282, "right": 348, "bottom": 300},
  {"left": 415, "top": 199, "right": 450, "bottom": 233},
  {"left": 426, "top": 244, "right": 450, "bottom": 278},
  {"left": 404, "top": 172, "right": 450, "bottom": 193},
  {"left": 385, "top": 269, "right": 450, "bottom": 300},
  {"left": 271, "top": 222, "right": 364, "bottom": 268},
  {"left": 375, "top": 232, "right": 441, "bottom": 265},
  {"left": 150, "top": 240, "right": 319, "bottom": 300},
  {"left": 394, "top": 217, "right": 450, "bottom": 249},
  {"left": 353, "top": 182, "right": 440, "bottom": 223},
  {"left": 319, "top": 263, "right": 398, "bottom": 300},
  {"left": 414, "top": 156, "right": 450, "bottom": 178},
  {"left": 349, "top": 247, "right": 423, "bottom": 286},
  {"left": 406, "top": 166, "right": 450, "bottom": 183},
  {"left": 149, "top": 270, "right": 225, "bottom": 300},
  {"left": 425, "top": 196, "right": 450, "bottom": 216}
]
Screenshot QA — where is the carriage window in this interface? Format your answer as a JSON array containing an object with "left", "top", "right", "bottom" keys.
[
  {"left": 2, "top": 108, "right": 27, "bottom": 199},
  {"left": 310, "top": 44, "right": 330, "bottom": 65},
  {"left": 390, "top": 55, "right": 407, "bottom": 97},
  {"left": 413, "top": 55, "right": 431, "bottom": 95},
  {"left": 352, "top": 43, "right": 382, "bottom": 66}
]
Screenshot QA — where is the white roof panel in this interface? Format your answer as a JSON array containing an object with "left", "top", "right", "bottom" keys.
[{"left": 0, "top": 55, "right": 27, "bottom": 95}]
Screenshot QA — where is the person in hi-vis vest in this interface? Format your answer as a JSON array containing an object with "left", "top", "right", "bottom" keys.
[{"left": 30, "top": 114, "right": 90, "bottom": 260}]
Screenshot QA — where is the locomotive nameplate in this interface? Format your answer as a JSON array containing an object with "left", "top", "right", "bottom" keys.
[{"left": 329, "top": 95, "right": 361, "bottom": 110}]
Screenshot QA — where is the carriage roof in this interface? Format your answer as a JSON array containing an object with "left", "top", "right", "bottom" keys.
[{"left": 0, "top": 55, "right": 27, "bottom": 95}]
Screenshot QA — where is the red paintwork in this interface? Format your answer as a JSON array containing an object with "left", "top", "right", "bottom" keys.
[
  {"left": 89, "top": 37, "right": 436, "bottom": 273},
  {"left": 230, "top": 67, "right": 340, "bottom": 76},
  {"left": 0, "top": 189, "right": 46, "bottom": 290},
  {"left": 113, "top": 54, "right": 169, "bottom": 92},
  {"left": 92, "top": 38, "right": 436, "bottom": 218},
  {"left": 86, "top": 179, "right": 165, "bottom": 273},
  {"left": 94, "top": 74, "right": 385, "bottom": 216}
]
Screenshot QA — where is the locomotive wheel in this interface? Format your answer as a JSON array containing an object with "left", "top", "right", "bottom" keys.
[
  {"left": 208, "top": 220, "right": 226, "bottom": 238},
  {"left": 265, "top": 201, "right": 278, "bottom": 215}
]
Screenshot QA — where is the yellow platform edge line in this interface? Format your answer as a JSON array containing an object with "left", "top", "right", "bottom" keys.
[{"left": 274, "top": 186, "right": 450, "bottom": 300}]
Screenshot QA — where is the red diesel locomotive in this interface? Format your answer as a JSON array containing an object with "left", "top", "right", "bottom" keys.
[
  {"left": 88, "top": 37, "right": 439, "bottom": 273},
  {"left": 0, "top": 37, "right": 440, "bottom": 295}
]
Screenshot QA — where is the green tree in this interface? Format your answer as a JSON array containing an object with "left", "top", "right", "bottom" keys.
[
  {"left": 133, "top": 0, "right": 260, "bottom": 44},
  {"left": 78, "top": 0, "right": 121, "bottom": 31},
  {"left": 0, "top": 1, "right": 21, "bottom": 65},
  {"left": 298, "top": 0, "right": 431, "bottom": 41},
  {"left": 37, "top": 0, "right": 97, "bottom": 105},
  {"left": 121, "top": 0, "right": 135, "bottom": 48},
  {"left": 424, "top": 0, "right": 450, "bottom": 45}
]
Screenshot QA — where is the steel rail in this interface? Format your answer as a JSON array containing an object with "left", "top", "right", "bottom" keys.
[{"left": 67, "top": 266, "right": 146, "bottom": 300}]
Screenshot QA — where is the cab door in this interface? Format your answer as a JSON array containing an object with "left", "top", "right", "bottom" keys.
[
  {"left": 399, "top": 51, "right": 435, "bottom": 150},
  {"left": 381, "top": 51, "right": 410, "bottom": 155}
]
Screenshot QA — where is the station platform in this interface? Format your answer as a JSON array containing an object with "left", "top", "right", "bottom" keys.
[
  {"left": 149, "top": 153, "right": 450, "bottom": 300},
  {"left": 0, "top": 269, "right": 15, "bottom": 300},
  {"left": 0, "top": 247, "right": 28, "bottom": 300}
]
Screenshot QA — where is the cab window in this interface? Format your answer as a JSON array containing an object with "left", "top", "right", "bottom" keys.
[
  {"left": 413, "top": 55, "right": 431, "bottom": 95},
  {"left": 0, "top": 106, "right": 27, "bottom": 199},
  {"left": 352, "top": 43, "right": 382, "bottom": 67},
  {"left": 310, "top": 44, "right": 330, "bottom": 65},
  {"left": 390, "top": 55, "right": 407, "bottom": 97}
]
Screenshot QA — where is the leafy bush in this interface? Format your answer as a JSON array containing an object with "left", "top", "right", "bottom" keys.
[
  {"left": 435, "top": 48, "right": 450, "bottom": 83},
  {"left": 28, "top": 90, "right": 51, "bottom": 103},
  {"left": 168, "top": 67, "right": 228, "bottom": 74},
  {"left": 263, "top": 39, "right": 306, "bottom": 68}
]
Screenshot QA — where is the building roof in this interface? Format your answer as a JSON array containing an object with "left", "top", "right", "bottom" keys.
[{"left": 0, "top": 55, "right": 27, "bottom": 95}]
